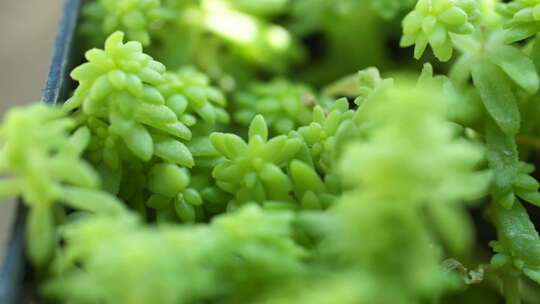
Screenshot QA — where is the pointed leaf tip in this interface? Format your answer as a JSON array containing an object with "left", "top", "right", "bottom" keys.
[{"left": 249, "top": 115, "right": 268, "bottom": 141}]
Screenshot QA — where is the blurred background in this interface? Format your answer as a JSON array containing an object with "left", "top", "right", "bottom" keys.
[{"left": 0, "top": 0, "right": 63, "bottom": 259}]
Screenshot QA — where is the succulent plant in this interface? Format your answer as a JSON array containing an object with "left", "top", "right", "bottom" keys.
[
  {"left": 233, "top": 79, "right": 315, "bottom": 135},
  {"left": 0, "top": 104, "right": 123, "bottom": 266},
  {"left": 211, "top": 115, "right": 302, "bottom": 208},
  {"left": 80, "top": 0, "right": 169, "bottom": 46},
  {"left": 400, "top": 0, "right": 478, "bottom": 61},
  {"left": 66, "top": 32, "right": 193, "bottom": 166}
]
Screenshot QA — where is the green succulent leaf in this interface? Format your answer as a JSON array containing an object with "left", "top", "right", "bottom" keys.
[
  {"left": 488, "top": 44, "right": 539, "bottom": 94},
  {"left": 471, "top": 59, "right": 520, "bottom": 136}
]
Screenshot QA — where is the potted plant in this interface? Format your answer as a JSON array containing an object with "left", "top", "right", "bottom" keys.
[{"left": 2, "top": 0, "right": 540, "bottom": 303}]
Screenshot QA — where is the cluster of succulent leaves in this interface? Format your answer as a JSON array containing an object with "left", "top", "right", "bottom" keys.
[{"left": 6, "top": 0, "right": 540, "bottom": 303}]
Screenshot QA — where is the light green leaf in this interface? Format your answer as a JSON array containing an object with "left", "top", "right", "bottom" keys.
[
  {"left": 65, "top": 127, "right": 91, "bottom": 157},
  {"left": 471, "top": 60, "right": 520, "bottom": 136},
  {"left": 174, "top": 197, "right": 196, "bottom": 223},
  {"left": 428, "top": 203, "right": 473, "bottom": 255},
  {"left": 488, "top": 44, "right": 539, "bottom": 94},
  {"left": 183, "top": 188, "right": 203, "bottom": 206},
  {"left": 154, "top": 136, "right": 194, "bottom": 167},
  {"left": 224, "top": 134, "right": 248, "bottom": 157},
  {"left": 59, "top": 186, "right": 125, "bottom": 215},
  {"left": 148, "top": 163, "right": 190, "bottom": 197},
  {"left": 137, "top": 103, "right": 177, "bottom": 127},
  {"left": 249, "top": 115, "right": 268, "bottom": 141},
  {"left": 290, "top": 160, "right": 325, "bottom": 195},
  {"left": 119, "top": 122, "right": 153, "bottom": 161},
  {"left": 48, "top": 157, "right": 100, "bottom": 189},
  {"left": 26, "top": 204, "right": 55, "bottom": 267}
]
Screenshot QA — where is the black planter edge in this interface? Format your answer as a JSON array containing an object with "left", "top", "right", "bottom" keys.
[{"left": 0, "top": 0, "right": 82, "bottom": 303}]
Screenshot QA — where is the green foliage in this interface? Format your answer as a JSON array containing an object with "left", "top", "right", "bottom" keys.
[
  {"left": 369, "top": 0, "right": 417, "bottom": 19},
  {"left": 490, "top": 201, "right": 540, "bottom": 285},
  {"left": 0, "top": 104, "right": 124, "bottom": 266},
  {"left": 9, "top": 1, "right": 540, "bottom": 303},
  {"left": 158, "top": 67, "right": 229, "bottom": 128},
  {"left": 197, "top": 0, "right": 300, "bottom": 69},
  {"left": 81, "top": 0, "right": 302, "bottom": 82},
  {"left": 211, "top": 115, "right": 301, "bottom": 208},
  {"left": 66, "top": 31, "right": 194, "bottom": 164},
  {"left": 330, "top": 196, "right": 455, "bottom": 304},
  {"left": 452, "top": 30, "right": 539, "bottom": 94},
  {"left": 289, "top": 1, "right": 393, "bottom": 85},
  {"left": 322, "top": 67, "right": 393, "bottom": 106},
  {"left": 294, "top": 98, "right": 353, "bottom": 176},
  {"left": 485, "top": 120, "right": 540, "bottom": 209},
  {"left": 65, "top": 32, "right": 238, "bottom": 225},
  {"left": 340, "top": 82, "right": 488, "bottom": 203},
  {"left": 401, "top": 0, "right": 477, "bottom": 61},
  {"left": 318, "top": 82, "right": 489, "bottom": 304},
  {"left": 43, "top": 204, "right": 306, "bottom": 304},
  {"left": 226, "top": 0, "right": 289, "bottom": 16},
  {"left": 80, "top": 0, "right": 169, "bottom": 46},
  {"left": 497, "top": 0, "right": 540, "bottom": 43},
  {"left": 233, "top": 79, "right": 314, "bottom": 135}
]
